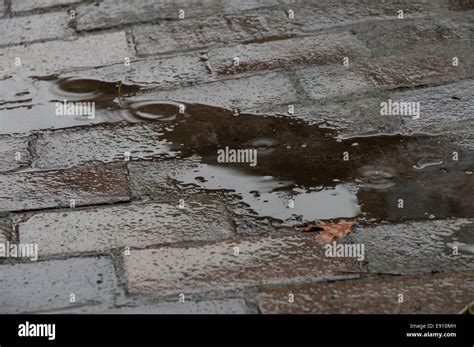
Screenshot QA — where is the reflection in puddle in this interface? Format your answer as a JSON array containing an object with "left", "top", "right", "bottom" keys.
[
  {"left": 0, "top": 77, "right": 141, "bottom": 134},
  {"left": 1, "top": 76, "right": 473, "bottom": 224},
  {"left": 177, "top": 164, "right": 360, "bottom": 221}
]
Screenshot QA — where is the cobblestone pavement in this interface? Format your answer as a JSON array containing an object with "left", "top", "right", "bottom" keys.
[{"left": 0, "top": 0, "right": 473, "bottom": 314}]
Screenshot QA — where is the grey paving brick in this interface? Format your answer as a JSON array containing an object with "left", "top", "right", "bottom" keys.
[
  {"left": 108, "top": 299, "right": 249, "bottom": 314},
  {"left": 208, "top": 31, "right": 370, "bottom": 76},
  {"left": 297, "top": 53, "right": 465, "bottom": 101},
  {"left": 62, "top": 52, "right": 212, "bottom": 86},
  {"left": 0, "top": 135, "right": 31, "bottom": 172},
  {"left": 12, "top": 0, "right": 80, "bottom": 12},
  {"left": 352, "top": 15, "right": 474, "bottom": 57},
  {"left": 285, "top": 0, "right": 445, "bottom": 32},
  {"left": 222, "top": 0, "right": 280, "bottom": 11},
  {"left": 0, "top": 163, "right": 130, "bottom": 212},
  {"left": 131, "top": 72, "right": 298, "bottom": 111},
  {"left": 124, "top": 233, "right": 360, "bottom": 295},
  {"left": 347, "top": 219, "right": 474, "bottom": 274},
  {"left": 396, "top": 80, "right": 474, "bottom": 134},
  {"left": 34, "top": 123, "right": 177, "bottom": 170},
  {"left": 0, "top": 11, "right": 71, "bottom": 47},
  {"left": 76, "top": 0, "right": 224, "bottom": 31},
  {"left": 133, "top": 9, "right": 293, "bottom": 56},
  {"left": 42, "top": 298, "right": 249, "bottom": 313},
  {"left": 0, "top": 256, "right": 118, "bottom": 313},
  {"left": 0, "top": 31, "right": 130, "bottom": 76},
  {"left": 279, "top": 80, "right": 474, "bottom": 138},
  {"left": 127, "top": 159, "right": 197, "bottom": 199},
  {"left": 299, "top": 80, "right": 474, "bottom": 139},
  {"left": 17, "top": 200, "right": 234, "bottom": 257},
  {"left": 258, "top": 272, "right": 474, "bottom": 314}
]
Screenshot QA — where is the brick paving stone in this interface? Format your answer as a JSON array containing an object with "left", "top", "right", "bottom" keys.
[
  {"left": 282, "top": 79, "right": 474, "bottom": 138},
  {"left": 44, "top": 298, "right": 249, "bottom": 313},
  {"left": 12, "top": 0, "right": 80, "bottom": 12},
  {"left": 396, "top": 80, "right": 474, "bottom": 134},
  {"left": 208, "top": 32, "right": 370, "bottom": 76},
  {"left": 0, "top": 12, "right": 71, "bottom": 47},
  {"left": 352, "top": 15, "right": 474, "bottom": 57},
  {"left": 284, "top": 0, "right": 445, "bottom": 32},
  {"left": 221, "top": 0, "right": 280, "bottom": 11},
  {"left": 297, "top": 53, "right": 466, "bottom": 101},
  {"left": 297, "top": 65, "right": 372, "bottom": 100},
  {"left": 133, "top": 9, "right": 293, "bottom": 56},
  {"left": 258, "top": 272, "right": 474, "bottom": 313},
  {"left": 0, "top": 31, "right": 130, "bottom": 76},
  {"left": 0, "top": 135, "right": 31, "bottom": 172},
  {"left": 76, "top": 0, "right": 224, "bottom": 31},
  {"left": 347, "top": 219, "right": 474, "bottom": 274},
  {"left": 105, "top": 299, "right": 249, "bottom": 313},
  {"left": 0, "top": 163, "right": 130, "bottom": 212},
  {"left": 34, "top": 123, "right": 178, "bottom": 170},
  {"left": 62, "top": 52, "right": 212, "bottom": 86},
  {"left": 0, "top": 256, "right": 118, "bottom": 313},
  {"left": 131, "top": 72, "right": 299, "bottom": 111},
  {"left": 296, "top": 79, "right": 473, "bottom": 139},
  {"left": 17, "top": 200, "right": 234, "bottom": 257},
  {"left": 127, "top": 159, "right": 197, "bottom": 199},
  {"left": 124, "top": 233, "right": 361, "bottom": 295}
]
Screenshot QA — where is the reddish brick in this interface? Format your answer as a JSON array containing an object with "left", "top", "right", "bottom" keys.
[
  {"left": 208, "top": 32, "right": 370, "bottom": 75},
  {"left": 0, "top": 163, "right": 130, "bottom": 212},
  {"left": 258, "top": 272, "right": 474, "bottom": 313},
  {"left": 124, "top": 233, "right": 361, "bottom": 295}
]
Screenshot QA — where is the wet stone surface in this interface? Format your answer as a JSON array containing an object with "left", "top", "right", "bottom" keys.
[
  {"left": 17, "top": 200, "right": 234, "bottom": 257},
  {"left": 258, "top": 272, "right": 474, "bottom": 314},
  {"left": 347, "top": 219, "right": 474, "bottom": 274},
  {"left": 11, "top": 0, "right": 81, "bottom": 13},
  {"left": 0, "top": 11, "right": 72, "bottom": 47},
  {"left": 0, "top": 256, "right": 118, "bottom": 313},
  {"left": 297, "top": 53, "right": 468, "bottom": 101},
  {"left": 42, "top": 298, "right": 250, "bottom": 314},
  {"left": 133, "top": 9, "right": 293, "bottom": 56},
  {"left": 351, "top": 15, "right": 474, "bottom": 57},
  {"left": 1, "top": 0, "right": 473, "bottom": 314},
  {"left": 0, "top": 31, "right": 130, "bottom": 77},
  {"left": 0, "top": 163, "right": 130, "bottom": 212},
  {"left": 124, "top": 233, "right": 361, "bottom": 295},
  {"left": 0, "top": 135, "right": 32, "bottom": 172},
  {"left": 130, "top": 72, "right": 299, "bottom": 111},
  {"left": 75, "top": 0, "right": 224, "bottom": 31},
  {"left": 34, "top": 122, "right": 178, "bottom": 170},
  {"left": 287, "top": 1, "right": 446, "bottom": 32},
  {"left": 208, "top": 32, "right": 370, "bottom": 76},
  {"left": 64, "top": 53, "right": 213, "bottom": 87}
]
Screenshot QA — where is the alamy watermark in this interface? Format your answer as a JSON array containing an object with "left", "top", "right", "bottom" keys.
[
  {"left": 217, "top": 146, "right": 257, "bottom": 167},
  {"left": 324, "top": 241, "right": 365, "bottom": 261},
  {"left": 380, "top": 99, "right": 420, "bottom": 119},
  {"left": 0, "top": 241, "right": 38, "bottom": 261},
  {"left": 55, "top": 99, "right": 95, "bottom": 119}
]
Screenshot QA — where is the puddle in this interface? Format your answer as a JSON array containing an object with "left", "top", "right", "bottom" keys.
[
  {"left": 139, "top": 103, "right": 471, "bottom": 224},
  {"left": 0, "top": 77, "right": 142, "bottom": 134},
  {"left": 177, "top": 164, "right": 360, "bottom": 222},
  {"left": 1, "top": 75, "right": 473, "bottom": 224}
]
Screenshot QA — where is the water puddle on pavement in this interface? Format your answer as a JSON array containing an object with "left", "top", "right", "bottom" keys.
[
  {"left": 0, "top": 77, "right": 141, "bottom": 134},
  {"left": 1, "top": 76, "right": 473, "bottom": 225}
]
